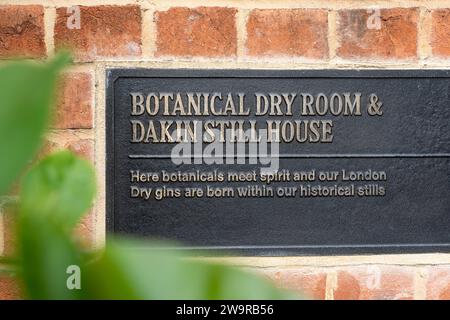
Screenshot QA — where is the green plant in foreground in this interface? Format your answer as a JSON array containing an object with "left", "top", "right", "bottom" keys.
[{"left": 0, "top": 54, "right": 296, "bottom": 299}]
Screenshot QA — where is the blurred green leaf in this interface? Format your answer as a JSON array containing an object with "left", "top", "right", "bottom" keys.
[
  {"left": 20, "top": 150, "right": 95, "bottom": 230},
  {"left": 18, "top": 150, "right": 94, "bottom": 299},
  {"left": 0, "top": 53, "right": 70, "bottom": 195},
  {"left": 18, "top": 215, "right": 83, "bottom": 299},
  {"left": 82, "top": 240, "right": 295, "bottom": 300}
]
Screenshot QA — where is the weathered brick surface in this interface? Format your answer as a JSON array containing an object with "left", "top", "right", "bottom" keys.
[
  {"left": 64, "top": 138, "right": 94, "bottom": 162},
  {"left": 54, "top": 72, "right": 93, "bottom": 129},
  {"left": 333, "top": 266, "right": 415, "bottom": 300},
  {"left": 431, "top": 9, "right": 450, "bottom": 57},
  {"left": 42, "top": 135, "right": 94, "bottom": 163},
  {"left": 1, "top": 207, "right": 16, "bottom": 257},
  {"left": 54, "top": 5, "right": 142, "bottom": 61},
  {"left": 75, "top": 209, "right": 95, "bottom": 247},
  {"left": 156, "top": 7, "right": 237, "bottom": 57},
  {"left": 262, "top": 268, "right": 327, "bottom": 300},
  {"left": 425, "top": 266, "right": 450, "bottom": 300},
  {"left": 246, "top": 9, "right": 328, "bottom": 59},
  {"left": 337, "top": 8, "right": 418, "bottom": 60},
  {"left": 0, "top": 5, "right": 46, "bottom": 59},
  {"left": 0, "top": 275, "right": 21, "bottom": 300}
]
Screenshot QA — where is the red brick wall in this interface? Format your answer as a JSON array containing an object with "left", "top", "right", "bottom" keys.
[{"left": 0, "top": 1, "right": 450, "bottom": 300}]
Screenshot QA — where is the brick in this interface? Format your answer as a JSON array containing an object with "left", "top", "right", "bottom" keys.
[
  {"left": 261, "top": 268, "right": 326, "bottom": 300},
  {"left": 337, "top": 8, "right": 418, "bottom": 60},
  {"left": 64, "top": 138, "right": 94, "bottom": 162},
  {"left": 54, "top": 5, "right": 141, "bottom": 61},
  {"left": 156, "top": 7, "right": 237, "bottom": 57},
  {"left": 333, "top": 266, "right": 415, "bottom": 300},
  {"left": 1, "top": 206, "right": 17, "bottom": 257},
  {"left": 74, "top": 209, "right": 95, "bottom": 247},
  {"left": 425, "top": 265, "right": 450, "bottom": 300},
  {"left": 246, "top": 9, "right": 328, "bottom": 59},
  {"left": 0, "top": 274, "right": 21, "bottom": 300},
  {"left": 431, "top": 9, "right": 450, "bottom": 57},
  {"left": 41, "top": 135, "right": 94, "bottom": 163},
  {"left": 54, "top": 72, "right": 93, "bottom": 129},
  {"left": 38, "top": 140, "right": 58, "bottom": 161},
  {"left": 0, "top": 5, "right": 46, "bottom": 59}
]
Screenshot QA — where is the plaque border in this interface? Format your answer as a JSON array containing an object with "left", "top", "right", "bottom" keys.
[{"left": 106, "top": 68, "right": 450, "bottom": 256}]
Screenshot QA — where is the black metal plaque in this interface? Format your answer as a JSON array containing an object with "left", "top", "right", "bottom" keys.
[{"left": 106, "top": 69, "right": 450, "bottom": 255}]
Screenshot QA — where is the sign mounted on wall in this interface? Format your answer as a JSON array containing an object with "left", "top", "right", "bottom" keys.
[{"left": 106, "top": 69, "right": 450, "bottom": 255}]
